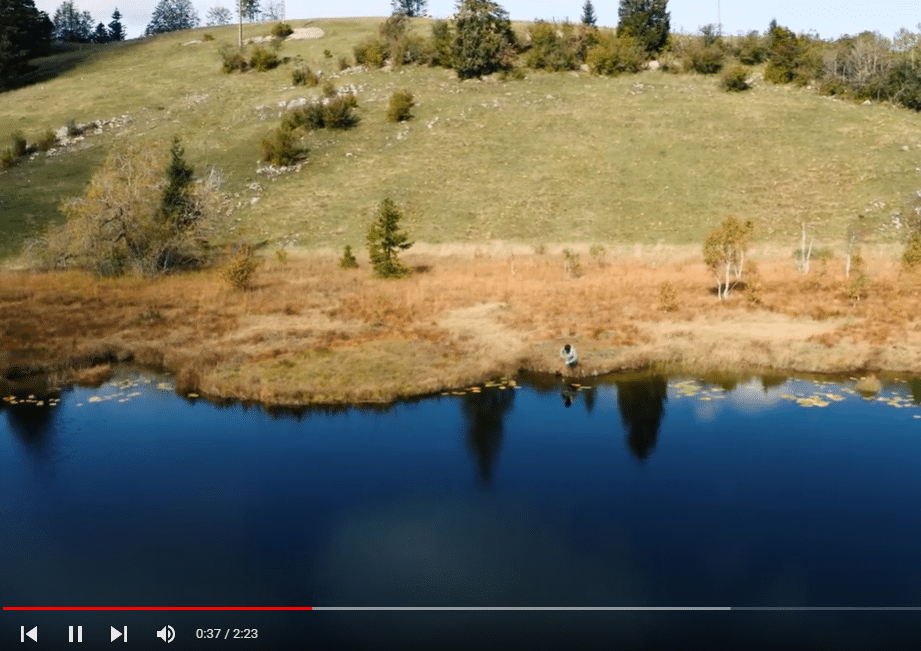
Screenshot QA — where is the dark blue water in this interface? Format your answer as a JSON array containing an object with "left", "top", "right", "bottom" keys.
[{"left": 3, "top": 371, "right": 921, "bottom": 649}]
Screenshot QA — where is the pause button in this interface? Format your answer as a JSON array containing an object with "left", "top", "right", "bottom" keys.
[{"left": 68, "top": 626, "right": 82, "bottom": 642}]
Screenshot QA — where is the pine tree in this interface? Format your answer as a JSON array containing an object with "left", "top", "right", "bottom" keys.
[
  {"left": 107, "top": 8, "right": 124, "bottom": 41},
  {"left": 206, "top": 6, "right": 232, "bottom": 26},
  {"left": 391, "top": 0, "right": 427, "bottom": 17},
  {"left": 0, "top": 0, "right": 54, "bottom": 85},
  {"left": 92, "top": 21, "right": 108, "bottom": 43},
  {"left": 239, "top": 0, "right": 260, "bottom": 22},
  {"left": 366, "top": 198, "right": 414, "bottom": 278},
  {"left": 617, "top": 0, "right": 669, "bottom": 54},
  {"left": 581, "top": 0, "right": 597, "bottom": 27},
  {"left": 52, "top": 0, "right": 93, "bottom": 42},
  {"left": 452, "top": 0, "right": 516, "bottom": 79},
  {"left": 160, "top": 136, "right": 195, "bottom": 228},
  {"left": 145, "top": 0, "right": 200, "bottom": 36}
]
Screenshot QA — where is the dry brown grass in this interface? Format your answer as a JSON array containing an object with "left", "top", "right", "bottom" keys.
[{"left": 4, "top": 246, "right": 921, "bottom": 404}]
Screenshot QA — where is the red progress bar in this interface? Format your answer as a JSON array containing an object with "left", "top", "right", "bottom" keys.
[{"left": 4, "top": 607, "right": 313, "bottom": 611}]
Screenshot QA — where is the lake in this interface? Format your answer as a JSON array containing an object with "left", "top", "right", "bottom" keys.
[{"left": 2, "top": 370, "right": 921, "bottom": 648}]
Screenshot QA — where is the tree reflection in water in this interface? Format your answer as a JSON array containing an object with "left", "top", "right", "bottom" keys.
[
  {"left": 460, "top": 388, "right": 516, "bottom": 485},
  {"left": 615, "top": 376, "right": 668, "bottom": 461}
]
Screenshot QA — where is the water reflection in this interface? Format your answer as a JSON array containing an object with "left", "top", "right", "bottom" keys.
[
  {"left": 615, "top": 375, "right": 668, "bottom": 461},
  {"left": 460, "top": 388, "right": 515, "bottom": 485},
  {"left": 2, "top": 400, "right": 59, "bottom": 449}
]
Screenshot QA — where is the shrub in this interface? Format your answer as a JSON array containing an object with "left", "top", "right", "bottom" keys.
[
  {"left": 203, "top": 33, "right": 215, "bottom": 41},
  {"left": 721, "top": 65, "right": 751, "bottom": 91},
  {"left": 0, "top": 148, "right": 15, "bottom": 169},
  {"left": 498, "top": 66, "right": 526, "bottom": 80},
  {"left": 902, "top": 231, "right": 921, "bottom": 272},
  {"left": 322, "top": 80, "right": 337, "bottom": 98},
  {"left": 684, "top": 41, "right": 724, "bottom": 74},
  {"left": 275, "top": 248, "right": 288, "bottom": 264},
  {"left": 430, "top": 19, "right": 453, "bottom": 67},
  {"left": 281, "top": 94, "right": 359, "bottom": 132},
  {"left": 736, "top": 30, "right": 768, "bottom": 65},
  {"left": 292, "top": 64, "right": 319, "bottom": 86},
  {"left": 387, "top": 91, "right": 415, "bottom": 122},
  {"left": 261, "top": 127, "right": 306, "bottom": 166},
  {"left": 219, "top": 44, "right": 249, "bottom": 73},
  {"left": 249, "top": 46, "right": 280, "bottom": 72},
  {"left": 36, "top": 129, "right": 58, "bottom": 152},
  {"left": 11, "top": 131, "right": 27, "bottom": 158},
  {"left": 222, "top": 248, "right": 258, "bottom": 290},
  {"left": 339, "top": 244, "right": 359, "bottom": 269},
  {"left": 271, "top": 22, "right": 294, "bottom": 39},
  {"left": 657, "top": 281, "right": 678, "bottom": 312},
  {"left": 589, "top": 243, "right": 607, "bottom": 266},
  {"left": 562, "top": 248, "right": 581, "bottom": 278},
  {"left": 586, "top": 33, "right": 645, "bottom": 76},
  {"left": 323, "top": 49, "right": 332, "bottom": 58},
  {"left": 338, "top": 56, "right": 350, "bottom": 71},
  {"left": 525, "top": 20, "right": 579, "bottom": 71},
  {"left": 354, "top": 36, "right": 388, "bottom": 67},
  {"left": 367, "top": 198, "right": 413, "bottom": 278},
  {"left": 65, "top": 119, "right": 82, "bottom": 137}
]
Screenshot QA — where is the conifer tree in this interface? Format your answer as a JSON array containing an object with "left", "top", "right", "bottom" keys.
[
  {"left": 391, "top": 0, "right": 427, "bottom": 17},
  {"left": 52, "top": 0, "right": 93, "bottom": 42},
  {"left": 366, "top": 198, "right": 414, "bottom": 278},
  {"left": 92, "top": 21, "right": 108, "bottom": 43},
  {"left": 452, "top": 0, "right": 516, "bottom": 79},
  {"left": 107, "top": 8, "right": 124, "bottom": 41},
  {"left": 617, "top": 0, "right": 669, "bottom": 54},
  {"left": 581, "top": 0, "right": 597, "bottom": 27},
  {"left": 161, "top": 136, "right": 195, "bottom": 228},
  {"left": 145, "top": 0, "right": 200, "bottom": 36}
]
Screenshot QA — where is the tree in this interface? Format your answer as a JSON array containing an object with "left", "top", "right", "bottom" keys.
[
  {"left": 206, "top": 5, "right": 232, "bottom": 26},
  {"left": 262, "top": 0, "right": 283, "bottom": 21},
  {"left": 392, "top": 0, "right": 427, "bottom": 17},
  {"left": 145, "top": 0, "right": 200, "bottom": 36},
  {"left": 617, "top": 0, "right": 669, "bottom": 54},
  {"left": 239, "top": 0, "right": 260, "bottom": 22},
  {"left": 452, "top": 0, "right": 516, "bottom": 79},
  {"left": 0, "top": 0, "right": 54, "bottom": 85},
  {"left": 107, "top": 8, "right": 124, "bottom": 41},
  {"left": 366, "top": 198, "right": 414, "bottom": 278},
  {"left": 52, "top": 0, "right": 93, "bottom": 42},
  {"left": 703, "top": 216, "right": 754, "bottom": 299},
  {"left": 92, "top": 21, "right": 108, "bottom": 43},
  {"left": 581, "top": 0, "right": 597, "bottom": 27},
  {"left": 43, "top": 139, "right": 220, "bottom": 277}
]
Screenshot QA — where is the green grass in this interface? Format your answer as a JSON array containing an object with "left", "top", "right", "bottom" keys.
[{"left": 3, "top": 17, "right": 921, "bottom": 259}]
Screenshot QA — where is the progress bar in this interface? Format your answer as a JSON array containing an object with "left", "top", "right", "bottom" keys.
[{"left": 5, "top": 606, "right": 920, "bottom": 611}]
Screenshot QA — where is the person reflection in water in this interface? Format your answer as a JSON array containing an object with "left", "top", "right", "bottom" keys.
[
  {"left": 460, "top": 387, "right": 516, "bottom": 485},
  {"left": 561, "top": 385, "right": 577, "bottom": 408},
  {"left": 615, "top": 376, "right": 668, "bottom": 461}
]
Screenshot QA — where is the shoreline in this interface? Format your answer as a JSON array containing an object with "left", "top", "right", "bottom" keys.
[{"left": 3, "top": 247, "right": 920, "bottom": 405}]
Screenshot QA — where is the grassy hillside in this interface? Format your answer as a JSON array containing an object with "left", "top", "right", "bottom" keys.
[{"left": 2, "top": 17, "right": 921, "bottom": 260}]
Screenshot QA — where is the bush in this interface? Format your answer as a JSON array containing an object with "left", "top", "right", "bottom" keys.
[
  {"left": 339, "top": 244, "right": 359, "bottom": 269},
  {"left": 586, "top": 33, "right": 645, "bottom": 76},
  {"left": 367, "top": 198, "right": 413, "bottom": 278},
  {"left": 261, "top": 127, "right": 306, "bottom": 166},
  {"left": 11, "top": 131, "right": 27, "bottom": 158},
  {"left": 36, "top": 129, "right": 58, "bottom": 152},
  {"left": 66, "top": 119, "right": 82, "bottom": 137},
  {"left": 902, "top": 231, "right": 921, "bottom": 272},
  {"left": 736, "top": 30, "right": 768, "bottom": 65},
  {"left": 562, "top": 248, "right": 581, "bottom": 278},
  {"left": 430, "top": 19, "right": 453, "bottom": 67},
  {"left": 387, "top": 91, "right": 415, "bottom": 122},
  {"left": 219, "top": 44, "right": 249, "bottom": 73},
  {"left": 249, "top": 46, "right": 280, "bottom": 72},
  {"left": 683, "top": 41, "right": 724, "bottom": 74},
  {"left": 222, "top": 248, "right": 258, "bottom": 290},
  {"left": 703, "top": 216, "right": 754, "bottom": 299},
  {"left": 721, "top": 65, "right": 751, "bottom": 91},
  {"left": 525, "top": 21, "right": 579, "bottom": 71},
  {"left": 0, "top": 148, "right": 15, "bottom": 169},
  {"left": 281, "top": 94, "right": 359, "bottom": 131},
  {"left": 203, "top": 33, "right": 215, "bottom": 41},
  {"left": 354, "top": 36, "right": 388, "bottom": 67},
  {"left": 338, "top": 55, "right": 350, "bottom": 71},
  {"left": 657, "top": 281, "right": 678, "bottom": 312},
  {"left": 271, "top": 22, "right": 294, "bottom": 39},
  {"left": 292, "top": 64, "right": 319, "bottom": 86},
  {"left": 323, "top": 49, "right": 332, "bottom": 58}
]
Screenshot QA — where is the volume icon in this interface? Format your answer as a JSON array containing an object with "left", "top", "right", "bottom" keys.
[{"left": 156, "top": 626, "right": 175, "bottom": 643}]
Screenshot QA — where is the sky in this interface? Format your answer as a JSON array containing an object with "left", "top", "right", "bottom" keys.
[{"left": 33, "top": 1, "right": 921, "bottom": 42}]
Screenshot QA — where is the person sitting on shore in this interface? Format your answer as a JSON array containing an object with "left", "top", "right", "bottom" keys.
[{"left": 560, "top": 344, "right": 578, "bottom": 368}]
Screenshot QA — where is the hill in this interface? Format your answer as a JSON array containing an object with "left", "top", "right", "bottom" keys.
[{"left": 2, "top": 17, "right": 921, "bottom": 260}]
